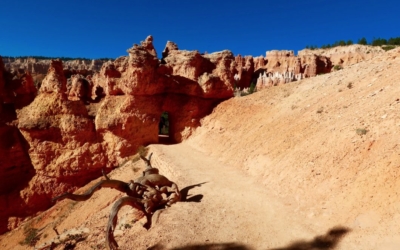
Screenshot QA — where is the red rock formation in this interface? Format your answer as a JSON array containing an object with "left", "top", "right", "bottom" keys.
[
  {"left": 68, "top": 74, "right": 91, "bottom": 102},
  {"left": 0, "top": 57, "right": 37, "bottom": 109},
  {"left": 4, "top": 71, "right": 37, "bottom": 109},
  {"left": 236, "top": 50, "right": 322, "bottom": 90},
  {"left": 0, "top": 57, "right": 37, "bottom": 234},
  {"left": 160, "top": 49, "right": 235, "bottom": 98},
  {"left": 200, "top": 50, "right": 236, "bottom": 98},
  {"left": 0, "top": 36, "right": 237, "bottom": 233},
  {"left": 91, "top": 36, "right": 159, "bottom": 96},
  {"left": 253, "top": 56, "right": 265, "bottom": 70},
  {"left": 0, "top": 60, "right": 104, "bottom": 234},
  {"left": 39, "top": 60, "right": 67, "bottom": 95},
  {"left": 236, "top": 50, "right": 342, "bottom": 90},
  {"left": 3, "top": 57, "right": 108, "bottom": 76},
  {"left": 162, "top": 41, "right": 179, "bottom": 59},
  {"left": 234, "top": 55, "right": 254, "bottom": 88},
  {"left": 258, "top": 49, "right": 331, "bottom": 78},
  {"left": 264, "top": 50, "right": 298, "bottom": 72},
  {"left": 18, "top": 61, "right": 101, "bottom": 177},
  {"left": 236, "top": 45, "right": 383, "bottom": 91},
  {"left": 93, "top": 37, "right": 236, "bottom": 162}
]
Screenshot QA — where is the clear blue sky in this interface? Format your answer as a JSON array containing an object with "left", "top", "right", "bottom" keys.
[{"left": 0, "top": 0, "right": 399, "bottom": 59}]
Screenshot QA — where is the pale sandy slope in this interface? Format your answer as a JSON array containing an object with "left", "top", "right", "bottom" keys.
[
  {"left": 185, "top": 47, "right": 400, "bottom": 249},
  {"left": 1, "top": 48, "right": 400, "bottom": 250}
]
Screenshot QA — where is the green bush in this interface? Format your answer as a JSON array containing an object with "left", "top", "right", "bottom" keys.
[
  {"left": 304, "top": 36, "right": 400, "bottom": 50},
  {"left": 356, "top": 128, "right": 368, "bottom": 136},
  {"left": 249, "top": 82, "right": 256, "bottom": 94},
  {"left": 333, "top": 65, "right": 343, "bottom": 71},
  {"left": 371, "top": 37, "right": 388, "bottom": 46},
  {"left": 19, "top": 228, "right": 40, "bottom": 246},
  {"left": 382, "top": 45, "right": 396, "bottom": 51},
  {"left": 347, "top": 82, "right": 353, "bottom": 89},
  {"left": 358, "top": 37, "right": 368, "bottom": 45}
]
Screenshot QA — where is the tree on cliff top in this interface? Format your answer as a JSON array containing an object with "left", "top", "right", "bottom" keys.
[{"left": 357, "top": 37, "right": 368, "bottom": 45}]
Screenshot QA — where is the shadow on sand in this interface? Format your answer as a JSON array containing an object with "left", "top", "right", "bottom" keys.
[
  {"left": 269, "top": 226, "right": 351, "bottom": 250},
  {"left": 180, "top": 182, "right": 207, "bottom": 203},
  {"left": 149, "top": 242, "right": 252, "bottom": 250},
  {"left": 147, "top": 226, "right": 350, "bottom": 250}
]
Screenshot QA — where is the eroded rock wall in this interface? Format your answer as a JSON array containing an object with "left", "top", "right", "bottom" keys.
[
  {"left": 298, "top": 44, "right": 384, "bottom": 67},
  {"left": 0, "top": 36, "right": 236, "bottom": 234},
  {"left": 3, "top": 57, "right": 108, "bottom": 76},
  {"left": 234, "top": 55, "right": 254, "bottom": 88},
  {"left": 0, "top": 58, "right": 37, "bottom": 233},
  {"left": 236, "top": 44, "right": 384, "bottom": 90}
]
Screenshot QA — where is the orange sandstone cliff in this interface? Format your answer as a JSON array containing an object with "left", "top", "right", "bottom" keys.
[
  {"left": 234, "top": 45, "right": 384, "bottom": 90},
  {"left": 0, "top": 36, "right": 236, "bottom": 234}
]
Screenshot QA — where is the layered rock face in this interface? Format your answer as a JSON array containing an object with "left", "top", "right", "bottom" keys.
[
  {"left": 15, "top": 60, "right": 103, "bottom": 224},
  {"left": 234, "top": 55, "right": 254, "bottom": 88},
  {"left": 0, "top": 36, "right": 236, "bottom": 234},
  {"left": 234, "top": 45, "right": 384, "bottom": 91},
  {"left": 3, "top": 57, "right": 108, "bottom": 96},
  {"left": 3, "top": 57, "right": 108, "bottom": 76},
  {"left": 0, "top": 61, "right": 37, "bottom": 109},
  {"left": 0, "top": 58, "right": 37, "bottom": 232},
  {"left": 298, "top": 44, "right": 384, "bottom": 67},
  {"left": 235, "top": 49, "right": 332, "bottom": 90},
  {"left": 90, "top": 36, "right": 235, "bottom": 149}
]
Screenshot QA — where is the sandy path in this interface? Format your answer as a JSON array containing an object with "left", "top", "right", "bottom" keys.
[
  {"left": 116, "top": 143, "right": 349, "bottom": 250},
  {"left": 0, "top": 143, "right": 358, "bottom": 250}
]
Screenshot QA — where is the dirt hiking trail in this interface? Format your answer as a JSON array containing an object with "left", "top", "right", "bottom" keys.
[
  {"left": 0, "top": 143, "right": 351, "bottom": 250},
  {"left": 0, "top": 143, "right": 368, "bottom": 250},
  {"left": 146, "top": 144, "right": 317, "bottom": 249}
]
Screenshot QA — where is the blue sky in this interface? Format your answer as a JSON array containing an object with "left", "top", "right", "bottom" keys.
[{"left": 0, "top": 0, "right": 399, "bottom": 59}]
